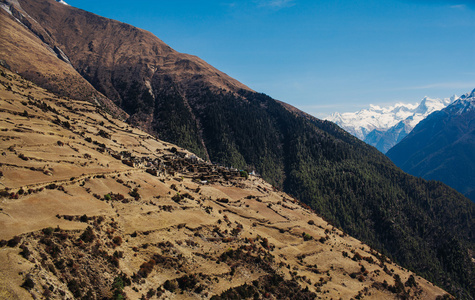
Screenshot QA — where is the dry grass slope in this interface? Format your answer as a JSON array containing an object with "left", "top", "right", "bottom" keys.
[{"left": 0, "top": 67, "right": 451, "bottom": 299}]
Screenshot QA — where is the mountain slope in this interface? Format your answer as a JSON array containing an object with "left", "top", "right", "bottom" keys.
[
  {"left": 387, "top": 89, "right": 475, "bottom": 202},
  {"left": 326, "top": 96, "right": 454, "bottom": 153},
  {"left": 0, "top": 3, "right": 125, "bottom": 119},
  {"left": 9, "top": 0, "right": 253, "bottom": 160},
  {"left": 0, "top": 66, "right": 451, "bottom": 300},
  {"left": 2, "top": 0, "right": 474, "bottom": 298}
]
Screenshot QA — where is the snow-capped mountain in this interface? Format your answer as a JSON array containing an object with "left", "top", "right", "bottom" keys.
[
  {"left": 447, "top": 89, "right": 475, "bottom": 115},
  {"left": 325, "top": 95, "right": 456, "bottom": 153},
  {"left": 55, "top": 0, "right": 69, "bottom": 5},
  {"left": 387, "top": 88, "right": 475, "bottom": 201}
]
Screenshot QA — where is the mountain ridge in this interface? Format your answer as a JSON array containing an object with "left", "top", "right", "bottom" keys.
[
  {"left": 0, "top": 1, "right": 127, "bottom": 119},
  {"left": 9, "top": 0, "right": 255, "bottom": 160},
  {"left": 387, "top": 89, "right": 475, "bottom": 202},
  {"left": 326, "top": 95, "right": 455, "bottom": 153}
]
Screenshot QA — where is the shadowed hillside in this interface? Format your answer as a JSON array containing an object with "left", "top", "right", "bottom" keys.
[{"left": 387, "top": 90, "right": 475, "bottom": 202}]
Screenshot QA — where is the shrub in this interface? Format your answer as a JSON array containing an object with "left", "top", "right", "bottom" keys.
[
  {"left": 122, "top": 160, "right": 134, "bottom": 167},
  {"left": 80, "top": 227, "right": 95, "bottom": 243},
  {"left": 352, "top": 252, "right": 363, "bottom": 261},
  {"left": 172, "top": 193, "right": 183, "bottom": 203},
  {"left": 302, "top": 233, "right": 313, "bottom": 241},
  {"left": 111, "top": 256, "right": 120, "bottom": 268},
  {"left": 137, "top": 259, "right": 156, "bottom": 278},
  {"left": 68, "top": 279, "right": 82, "bottom": 298},
  {"left": 240, "top": 170, "right": 249, "bottom": 179},
  {"left": 146, "top": 288, "right": 156, "bottom": 298},
  {"left": 112, "top": 236, "right": 123, "bottom": 246},
  {"left": 146, "top": 169, "right": 157, "bottom": 176},
  {"left": 21, "top": 274, "right": 34, "bottom": 290},
  {"left": 261, "top": 238, "right": 269, "bottom": 248},
  {"left": 20, "top": 244, "right": 31, "bottom": 259},
  {"left": 163, "top": 279, "right": 178, "bottom": 292},
  {"left": 405, "top": 275, "right": 417, "bottom": 288},
  {"left": 0, "top": 189, "right": 8, "bottom": 197},
  {"left": 18, "top": 153, "right": 29, "bottom": 161},
  {"left": 177, "top": 274, "right": 199, "bottom": 291},
  {"left": 62, "top": 121, "right": 71, "bottom": 129},
  {"left": 79, "top": 214, "right": 88, "bottom": 223},
  {"left": 112, "top": 276, "right": 124, "bottom": 292},
  {"left": 129, "top": 188, "right": 140, "bottom": 200},
  {"left": 7, "top": 236, "right": 21, "bottom": 247},
  {"left": 42, "top": 227, "right": 54, "bottom": 236},
  {"left": 98, "top": 129, "right": 111, "bottom": 139},
  {"left": 45, "top": 183, "right": 57, "bottom": 190},
  {"left": 182, "top": 193, "right": 195, "bottom": 200}
]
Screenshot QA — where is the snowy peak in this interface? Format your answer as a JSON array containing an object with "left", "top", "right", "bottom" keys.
[
  {"left": 446, "top": 89, "right": 475, "bottom": 115},
  {"left": 326, "top": 101, "right": 420, "bottom": 140},
  {"left": 326, "top": 96, "right": 454, "bottom": 137},
  {"left": 325, "top": 95, "right": 456, "bottom": 152},
  {"left": 55, "top": 0, "right": 69, "bottom": 5},
  {"left": 415, "top": 96, "right": 449, "bottom": 115},
  {"left": 386, "top": 88, "right": 475, "bottom": 202},
  {"left": 459, "top": 88, "right": 475, "bottom": 100}
]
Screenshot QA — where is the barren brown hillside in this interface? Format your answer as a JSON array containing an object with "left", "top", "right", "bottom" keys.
[
  {"left": 9, "top": 0, "right": 251, "bottom": 103},
  {"left": 0, "top": 5, "right": 125, "bottom": 118},
  {"left": 0, "top": 0, "right": 255, "bottom": 159},
  {"left": 0, "top": 66, "right": 452, "bottom": 299}
]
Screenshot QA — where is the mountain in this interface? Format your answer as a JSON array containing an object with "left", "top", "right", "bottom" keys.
[
  {"left": 0, "top": 0, "right": 125, "bottom": 119},
  {"left": 387, "top": 89, "right": 475, "bottom": 202},
  {"left": 326, "top": 96, "right": 455, "bottom": 153},
  {"left": 1, "top": 0, "right": 474, "bottom": 297},
  {"left": 0, "top": 66, "right": 452, "bottom": 300},
  {"left": 2, "top": 0, "right": 253, "bottom": 160}
]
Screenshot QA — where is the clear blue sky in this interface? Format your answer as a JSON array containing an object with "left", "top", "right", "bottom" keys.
[{"left": 65, "top": 0, "right": 475, "bottom": 118}]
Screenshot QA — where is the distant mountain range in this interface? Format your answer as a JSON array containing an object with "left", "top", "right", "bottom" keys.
[
  {"left": 1, "top": 0, "right": 474, "bottom": 297},
  {"left": 326, "top": 96, "right": 455, "bottom": 153},
  {"left": 387, "top": 89, "right": 475, "bottom": 202}
]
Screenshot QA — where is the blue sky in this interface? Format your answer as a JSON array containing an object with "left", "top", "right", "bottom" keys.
[{"left": 65, "top": 0, "right": 475, "bottom": 117}]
